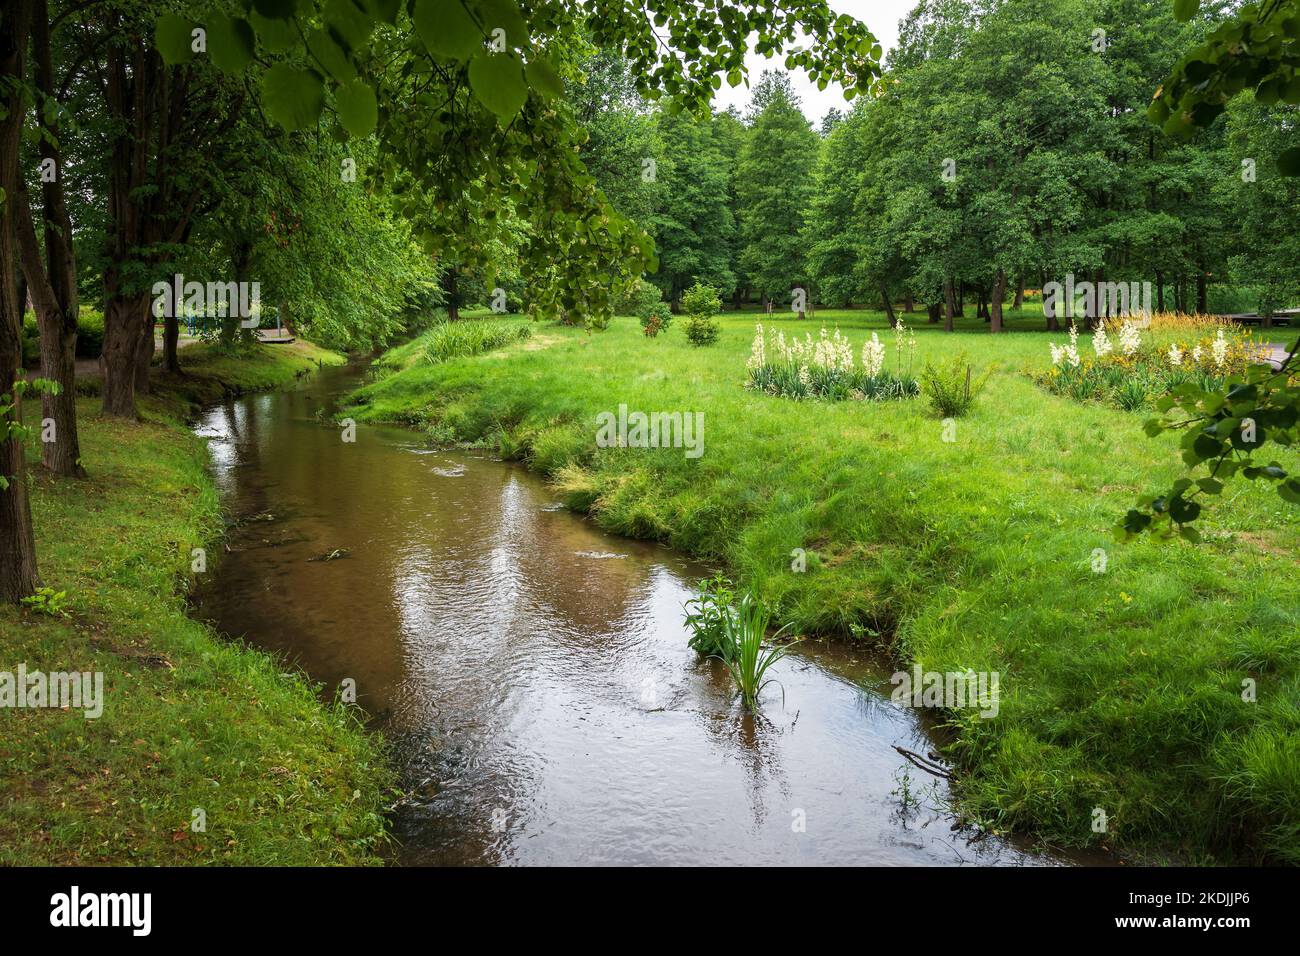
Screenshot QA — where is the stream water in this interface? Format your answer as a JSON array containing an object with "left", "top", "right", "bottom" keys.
[{"left": 192, "top": 362, "right": 1070, "bottom": 866}]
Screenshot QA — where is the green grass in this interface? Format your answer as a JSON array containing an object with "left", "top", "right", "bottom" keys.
[
  {"left": 375, "top": 314, "right": 532, "bottom": 372},
  {"left": 346, "top": 305, "right": 1300, "bottom": 864},
  {"left": 0, "top": 341, "right": 391, "bottom": 865}
]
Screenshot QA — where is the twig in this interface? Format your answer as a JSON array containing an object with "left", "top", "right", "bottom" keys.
[{"left": 893, "top": 745, "right": 953, "bottom": 780}]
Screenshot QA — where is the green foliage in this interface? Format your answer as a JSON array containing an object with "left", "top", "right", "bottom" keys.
[
  {"left": 19, "top": 587, "right": 70, "bottom": 619},
  {"left": 919, "top": 352, "right": 991, "bottom": 418},
  {"left": 684, "top": 574, "right": 737, "bottom": 661},
  {"left": 1122, "top": 352, "right": 1300, "bottom": 542},
  {"left": 648, "top": 108, "right": 737, "bottom": 303},
  {"left": 735, "top": 72, "right": 819, "bottom": 304},
  {"left": 681, "top": 282, "right": 721, "bottom": 346},
  {"left": 1126, "top": 0, "right": 1300, "bottom": 534}
]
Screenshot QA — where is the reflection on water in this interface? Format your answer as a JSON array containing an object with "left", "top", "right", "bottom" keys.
[{"left": 193, "top": 364, "right": 1068, "bottom": 866}]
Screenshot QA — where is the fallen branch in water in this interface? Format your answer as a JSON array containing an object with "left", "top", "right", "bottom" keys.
[{"left": 893, "top": 745, "right": 953, "bottom": 780}]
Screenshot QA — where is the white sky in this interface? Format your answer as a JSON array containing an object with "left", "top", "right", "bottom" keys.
[{"left": 712, "top": 0, "right": 917, "bottom": 124}]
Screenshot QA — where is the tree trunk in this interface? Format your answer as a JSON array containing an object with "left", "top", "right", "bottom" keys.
[
  {"left": 163, "top": 314, "right": 181, "bottom": 373},
  {"left": 1196, "top": 266, "right": 1208, "bottom": 315},
  {"left": 990, "top": 269, "right": 1006, "bottom": 334},
  {"left": 943, "top": 279, "right": 956, "bottom": 332},
  {"left": 987, "top": 270, "right": 1008, "bottom": 335},
  {"left": 1013, "top": 275, "right": 1025, "bottom": 310},
  {"left": 443, "top": 269, "right": 459, "bottom": 321},
  {"left": 882, "top": 287, "right": 896, "bottom": 328},
  {"left": 1156, "top": 271, "right": 1165, "bottom": 313},
  {"left": 0, "top": 0, "right": 41, "bottom": 600},
  {"left": 927, "top": 301, "right": 941, "bottom": 324},
  {"left": 101, "top": 293, "right": 148, "bottom": 418},
  {"left": 16, "top": 190, "right": 83, "bottom": 478},
  {"left": 134, "top": 311, "right": 154, "bottom": 394},
  {"left": 903, "top": 291, "right": 914, "bottom": 313}
]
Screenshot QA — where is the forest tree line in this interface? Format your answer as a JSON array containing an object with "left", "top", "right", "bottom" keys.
[{"left": 576, "top": 0, "right": 1300, "bottom": 330}]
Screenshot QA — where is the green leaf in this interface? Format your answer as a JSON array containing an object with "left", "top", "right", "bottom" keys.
[
  {"left": 208, "top": 15, "right": 255, "bottom": 73},
  {"left": 478, "top": 0, "right": 529, "bottom": 47},
  {"left": 525, "top": 58, "right": 564, "bottom": 99},
  {"left": 469, "top": 53, "right": 527, "bottom": 120},
  {"left": 1122, "top": 509, "right": 1152, "bottom": 534},
  {"left": 262, "top": 64, "right": 325, "bottom": 131},
  {"left": 363, "top": 0, "right": 401, "bottom": 24},
  {"left": 308, "top": 27, "right": 357, "bottom": 82},
  {"left": 1168, "top": 495, "right": 1201, "bottom": 523},
  {"left": 251, "top": 11, "right": 297, "bottom": 52},
  {"left": 1280, "top": 480, "right": 1300, "bottom": 504},
  {"left": 253, "top": 0, "right": 297, "bottom": 19},
  {"left": 1195, "top": 477, "right": 1224, "bottom": 495},
  {"left": 336, "top": 78, "right": 378, "bottom": 136},
  {"left": 324, "top": 0, "right": 374, "bottom": 50},
  {"left": 414, "top": 0, "right": 483, "bottom": 60},
  {"left": 155, "top": 14, "right": 195, "bottom": 65},
  {"left": 1173, "top": 0, "right": 1200, "bottom": 23}
]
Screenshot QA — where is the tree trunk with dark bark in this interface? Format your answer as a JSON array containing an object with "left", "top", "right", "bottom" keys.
[
  {"left": 882, "top": 287, "right": 896, "bottom": 328},
  {"left": 14, "top": 0, "right": 84, "bottom": 477},
  {"left": 0, "top": 0, "right": 41, "bottom": 600},
  {"left": 990, "top": 269, "right": 1006, "bottom": 333},
  {"left": 943, "top": 279, "right": 956, "bottom": 332}
]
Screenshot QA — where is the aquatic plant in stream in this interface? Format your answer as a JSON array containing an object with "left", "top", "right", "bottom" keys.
[
  {"left": 720, "top": 592, "right": 796, "bottom": 712},
  {"left": 684, "top": 574, "right": 737, "bottom": 661}
]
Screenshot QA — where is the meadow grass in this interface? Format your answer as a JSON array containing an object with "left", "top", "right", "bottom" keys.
[
  {"left": 347, "top": 306, "right": 1300, "bottom": 864},
  {"left": 377, "top": 315, "right": 532, "bottom": 371},
  {"left": 0, "top": 341, "right": 392, "bottom": 865}
]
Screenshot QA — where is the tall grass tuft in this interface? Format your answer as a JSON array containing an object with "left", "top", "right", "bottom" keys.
[
  {"left": 719, "top": 592, "right": 796, "bottom": 712},
  {"left": 920, "top": 352, "right": 992, "bottom": 417},
  {"left": 419, "top": 319, "right": 531, "bottom": 364}
]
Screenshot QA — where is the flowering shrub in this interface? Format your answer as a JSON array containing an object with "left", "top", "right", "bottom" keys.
[
  {"left": 1035, "top": 318, "right": 1273, "bottom": 411},
  {"left": 745, "top": 321, "right": 919, "bottom": 401}
]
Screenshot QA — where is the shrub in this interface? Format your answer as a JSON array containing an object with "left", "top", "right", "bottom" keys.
[
  {"left": 76, "top": 308, "right": 105, "bottom": 358},
  {"left": 617, "top": 278, "right": 669, "bottom": 324},
  {"left": 681, "top": 282, "right": 721, "bottom": 347},
  {"left": 920, "top": 351, "right": 992, "bottom": 418}
]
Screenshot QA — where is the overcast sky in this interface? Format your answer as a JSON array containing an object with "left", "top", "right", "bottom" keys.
[{"left": 712, "top": 0, "right": 918, "bottom": 124}]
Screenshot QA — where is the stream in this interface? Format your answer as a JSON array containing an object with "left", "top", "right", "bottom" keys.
[{"left": 192, "top": 362, "right": 1072, "bottom": 866}]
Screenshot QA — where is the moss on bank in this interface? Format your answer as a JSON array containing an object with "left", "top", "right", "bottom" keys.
[{"left": 0, "top": 341, "right": 391, "bottom": 865}]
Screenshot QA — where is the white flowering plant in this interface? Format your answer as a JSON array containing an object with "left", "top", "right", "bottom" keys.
[
  {"left": 1036, "top": 317, "right": 1272, "bottom": 411},
  {"left": 745, "top": 323, "right": 919, "bottom": 401}
]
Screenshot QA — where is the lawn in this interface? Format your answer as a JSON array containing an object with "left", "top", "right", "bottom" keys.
[
  {"left": 347, "top": 305, "right": 1300, "bottom": 864},
  {"left": 0, "top": 341, "right": 394, "bottom": 865}
]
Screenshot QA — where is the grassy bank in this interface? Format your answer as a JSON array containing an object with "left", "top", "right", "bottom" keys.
[
  {"left": 0, "top": 340, "right": 394, "bottom": 865},
  {"left": 347, "top": 308, "right": 1300, "bottom": 864}
]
